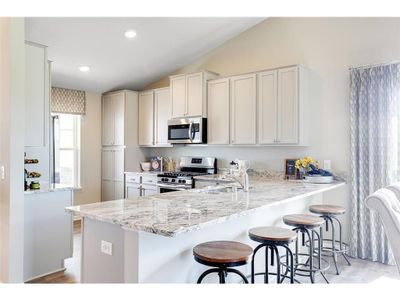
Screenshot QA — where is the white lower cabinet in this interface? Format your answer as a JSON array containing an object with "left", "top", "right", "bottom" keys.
[
  {"left": 141, "top": 184, "right": 157, "bottom": 197},
  {"left": 125, "top": 173, "right": 159, "bottom": 198},
  {"left": 126, "top": 184, "right": 141, "bottom": 199},
  {"left": 102, "top": 148, "right": 125, "bottom": 201}
]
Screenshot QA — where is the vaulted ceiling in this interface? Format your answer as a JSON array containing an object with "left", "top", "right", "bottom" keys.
[{"left": 25, "top": 17, "right": 264, "bottom": 93}]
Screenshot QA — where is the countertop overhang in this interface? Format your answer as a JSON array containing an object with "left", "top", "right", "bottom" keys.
[{"left": 66, "top": 178, "right": 345, "bottom": 237}]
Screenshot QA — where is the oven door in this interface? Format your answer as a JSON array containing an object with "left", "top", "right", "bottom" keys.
[
  {"left": 167, "top": 117, "right": 206, "bottom": 144},
  {"left": 157, "top": 184, "right": 188, "bottom": 193}
]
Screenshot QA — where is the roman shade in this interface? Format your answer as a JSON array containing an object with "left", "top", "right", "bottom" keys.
[{"left": 51, "top": 87, "right": 86, "bottom": 115}]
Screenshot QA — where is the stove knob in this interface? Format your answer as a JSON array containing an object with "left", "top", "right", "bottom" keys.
[
  {"left": 171, "top": 179, "right": 175, "bottom": 182},
  {"left": 181, "top": 179, "right": 186, "bottom": 184}
]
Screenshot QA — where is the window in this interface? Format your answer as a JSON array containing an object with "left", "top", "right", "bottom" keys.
[{"left": 53, "top": 113, "right": 81, "bottom": 188}]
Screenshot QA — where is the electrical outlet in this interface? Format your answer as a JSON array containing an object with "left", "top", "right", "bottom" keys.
[
  {"left": 323, "top": 160, "right": 331, "bottom": 170},
  {"left": 1, "top": 166, "right": 5, "bottom": 180},
  {"left": 101, "top": 240, "right": 113, "bottom": 256}
]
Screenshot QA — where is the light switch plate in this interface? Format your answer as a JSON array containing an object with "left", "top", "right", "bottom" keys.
[
  {"left": 101, "top": 240, "right": 113, "bottom": 255},
  {"left": 1, "top": 166, "right": 5, "bottom": 180}
]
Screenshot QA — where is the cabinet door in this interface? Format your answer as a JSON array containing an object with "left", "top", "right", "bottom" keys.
[
  {"left": 277, "top": 67, "right": 299, "bottom": 144},
  {"left": 114, "top": 181, "right": 124, "bottom": 200},
  {"left": 170, "top": 75, "right": 186, "bottom": 118},
  {"left": 154, "top": 88, "right": 170, "bottom": 146},
  {"left": 113, "top": 148, "right": 125, "bottom": 182},
  {"left": 258, "top": 70, "right": 278, "bottom": 144},
  {"left": 126, "top": 184, "right": 141, "bottom": 199},
  {"left": 25, "top": 43, "right": 47, "bottom": 147},
  {"left": 186, "top": 72, "right": 203, "bottom": 117},
  {"left": 101, "top": 149, "right": 114, "bottom": 181},
  {"left": 101, "top": 180, "right": 114, "bottom": 201},
  {"left": 207, "top": 78, "right": 230, "bottom": 144},
  {"left": 102, "top": 95, "right": 115, "bottom": 146},
  {"left": 113, "top": 92, "right": 125, "bottom": 146},
  {"left": 138, "top": 91, "right": 154, "bottom": 146},
  {"left": 230, "top": 74, "right": 257, "bottom": 145},
  {"left": 142, "top": 184, "right": 157, "bottom": 197}
]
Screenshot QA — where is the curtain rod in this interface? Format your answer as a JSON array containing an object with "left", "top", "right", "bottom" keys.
[{"left": 349, "top": 60, "right": 400, "bottom": 70}]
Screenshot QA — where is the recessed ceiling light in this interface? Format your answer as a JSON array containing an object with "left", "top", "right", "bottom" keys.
[
  {"left": 124, "top": 30, "right": 137, "bottom": 39},
  {"left": 79, "top": 66, "right": 90, "bottom": 72}
]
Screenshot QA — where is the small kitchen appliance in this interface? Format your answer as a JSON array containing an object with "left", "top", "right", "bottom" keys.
[{"left": 167, "top": 117, "right": 207, "bottom": 144}]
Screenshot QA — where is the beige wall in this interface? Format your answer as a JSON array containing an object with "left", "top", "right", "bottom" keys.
[
  {"left": 73, "top": 91, "right": 102, "bottom": 206},
  {"left": 0, "top": 17, "right": 25, "bottom": 283},
  {"left": 147, "top": 17, "right": 400, "bottom": 172},
  {"left": 146, "top": 18, "right": 400, "bottom": 241}
]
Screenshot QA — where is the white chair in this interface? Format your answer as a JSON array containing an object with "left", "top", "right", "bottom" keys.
[
  {"left": 365, "top": 188, "right": 400, "bottom": 274},
  {"left": 386, "top": 182, "right": 400, "bottom": 201}
]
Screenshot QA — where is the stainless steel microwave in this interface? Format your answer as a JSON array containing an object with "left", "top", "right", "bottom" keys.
[{"left": 167, "top": 117, "right": 207, "bottom": 144}]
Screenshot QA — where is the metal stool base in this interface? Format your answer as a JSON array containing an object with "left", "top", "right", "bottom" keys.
[{"left": 197, "top": 267, "right": 249, "bottom": 284}]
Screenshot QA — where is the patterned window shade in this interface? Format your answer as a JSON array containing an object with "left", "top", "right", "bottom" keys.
[{"left": 51, "top": 87, "right": 86, "bottom": 115}]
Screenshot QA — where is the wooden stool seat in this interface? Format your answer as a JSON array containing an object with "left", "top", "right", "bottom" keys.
[
  {"left": 193, "top": 241, "right": 253, "bottom": 267},
  {"left": 309, "top": 204, "right": 346, "bottom": 215},
  {"left": 283, "top": 214, "right": 325, "bottom": 228},
  {"left": 249, "top": 226, "right": 297, "bottom": 244}
]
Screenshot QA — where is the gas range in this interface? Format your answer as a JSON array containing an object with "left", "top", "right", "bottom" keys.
[{"left": 157, "top": 157, "right": 216, "bottom": 193}]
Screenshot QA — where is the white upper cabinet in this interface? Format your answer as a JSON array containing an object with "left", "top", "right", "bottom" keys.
[
  {"left": 102, "top": 95, "right": 114, "bottom": 146},
  {"left": 170, "top": 75, "right": 186, "bottom": 118},
  {"left": 186, "top": 72, "right": 203, "bottom": 117},
  {"left": 154, "top": 87, "right": 171, "bottom": 146},
  {"left": 277, "top": 66, "right": 299, "bottom": 144},
  {"left": 102, "top": 92, "right": 126, "bottom": 146},
  {"left": 256, "top": 66, "right": 307, "bottom": 145},
  {"left": 113, "top": 92, "right": 125, "bottom": 146},
  {"left": 138, "top": 87, "right": 171, "bottom": 147},
  {"left": 170, "top": 71, "right": 217, "bottom": 118},
  {"left": 138, "top": 90, "right": 154, "bottom": 146},
  {"left": 207, "top": 78, "right": 230, "bottom": 145},
  {"left": 230, "top": 74, "right": 257, "bottom": 145},
  {"left": 25, "top": 42, "right": 49, "bottom": 147},
  {"left": 258, "top": 70, "right": 278, "bottom": 144}
]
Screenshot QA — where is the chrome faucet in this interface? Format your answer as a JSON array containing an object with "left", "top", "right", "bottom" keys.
[{"left": 227, "top": 161, "right": 249, "bottom": 192}]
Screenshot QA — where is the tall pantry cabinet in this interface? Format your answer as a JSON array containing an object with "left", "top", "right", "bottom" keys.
[{"left": 101, "top": 90, "right": 143, "bottom": 201}]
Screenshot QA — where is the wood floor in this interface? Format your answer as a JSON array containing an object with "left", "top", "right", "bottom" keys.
[{"left": 28, "top": 220, "right": 399, "bottom": 283}]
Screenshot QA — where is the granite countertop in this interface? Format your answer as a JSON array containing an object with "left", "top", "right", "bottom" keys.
[
  {"left": 66, "top": 177, "right": 345, "bottom": 237},
  {"left": 24, "top": 183, "right": 73, "bottom": 195}
]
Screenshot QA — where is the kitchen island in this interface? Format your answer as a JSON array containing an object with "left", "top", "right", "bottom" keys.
[{"left": 66, "top": 178, "right": 345, "bottom": 283}]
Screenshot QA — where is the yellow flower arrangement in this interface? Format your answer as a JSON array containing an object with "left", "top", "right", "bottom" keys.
[{"left": 295, "top": 156, "right": 319, "bottom": 171}]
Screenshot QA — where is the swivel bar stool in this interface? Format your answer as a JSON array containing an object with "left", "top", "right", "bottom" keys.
[
  {"left": 193, "top": 241, "right": 252, "bottom": 284},
  {"left": 283, "top": 214, "right": 330, "bottom": 283},
  {"left": 309, "top": 205, "right": 351, "bottom": 275},
  {"left": 249, "top": 226, "right": 297, "bottom": 284}
]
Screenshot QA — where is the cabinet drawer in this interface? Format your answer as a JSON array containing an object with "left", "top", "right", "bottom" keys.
[
  {"left": 125, "top": 175, "right": 141, "bottom": 184},
  {"left": 141, "top": 175, "right": 158, "bottom": 185}
]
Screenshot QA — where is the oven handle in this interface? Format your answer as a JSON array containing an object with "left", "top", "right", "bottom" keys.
[
  {"left": 188, "top": 122, "right": 193, "bottom": 143},
  {"left": 157, "top": 183, "right": 189, "bottom": 190}
]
